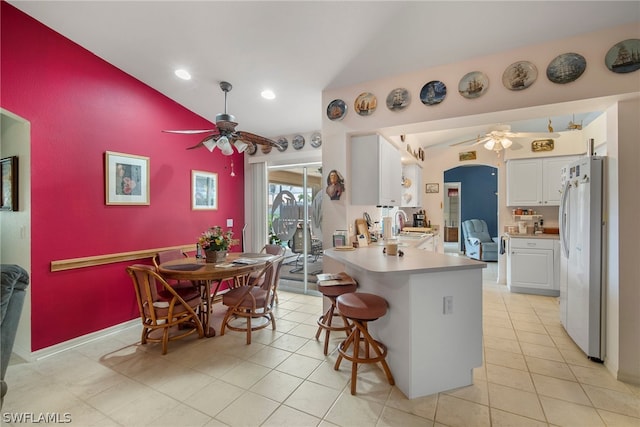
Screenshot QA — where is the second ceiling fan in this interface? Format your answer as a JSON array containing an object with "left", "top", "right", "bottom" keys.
[
  {"left": 451, "top": 124, "right": 560, "bottom": 153},
  {"left": 163, "top": 81, "right": 282, "bottom": 155}
]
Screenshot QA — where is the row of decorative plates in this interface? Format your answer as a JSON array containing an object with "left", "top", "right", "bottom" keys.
[
  {"left": 249, "top": 131, "right": 322, "bottom": 155},
  {"left": 327, "top": 38, "right": 640, "bottom": 121}
]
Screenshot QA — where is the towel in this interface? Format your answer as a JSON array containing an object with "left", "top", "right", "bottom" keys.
[{"left": 499, "top": 235, "right": 508, "bottom": 255}]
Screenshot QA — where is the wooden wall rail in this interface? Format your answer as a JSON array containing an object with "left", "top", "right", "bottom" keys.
[{"left": 50, "top": 244, "right": 196, "bottom": 272}]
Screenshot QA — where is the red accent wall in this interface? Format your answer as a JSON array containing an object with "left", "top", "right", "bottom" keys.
[{"left": 1, "top": 3, "right": 245, "bottom": 350}]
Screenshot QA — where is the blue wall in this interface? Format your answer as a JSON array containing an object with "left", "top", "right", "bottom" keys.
[{"left": 445, "top": 165, "right": 498, "bottom": 238}]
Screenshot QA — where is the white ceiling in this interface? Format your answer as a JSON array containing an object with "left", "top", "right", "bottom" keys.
[{"left": 8, "top": 1, "right": 640, "bottom": 147}]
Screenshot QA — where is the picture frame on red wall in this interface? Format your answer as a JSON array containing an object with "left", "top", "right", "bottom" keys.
[
  {"left": 1, "top": 156, "right": 19, "bottom": 211},
  {"left": 104, "top": 151, "right": 150, "bottom": 205},
  {"left": 192, "top": 170, "right": 218, "bottom": 210}
]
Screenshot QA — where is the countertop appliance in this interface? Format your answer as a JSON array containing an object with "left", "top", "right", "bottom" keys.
[
  {"left": 559, "top": 156, "right": 604, "bottom": 362},
  {"left": 413, "top": 212, "right": 426, "bottom": 227}
]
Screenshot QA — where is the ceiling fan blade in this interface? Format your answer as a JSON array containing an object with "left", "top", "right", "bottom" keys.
[
  {"left": 471, "top": 137, "right": 492, "bottom": 146},
  {"left": 186, "top": 135, "right": 217, "bottom": 151},
  {"left": 508, "top": 131, "right": 561, "bottom": 138},
  {"left": 162, "top": 129, "right": 218, "bottom": 135},
  {"left": 235, "top": 131, "right": 280, "bottom": 148},
  {"left": 450, "top": 135, "right": 483, "bottom": 146}
]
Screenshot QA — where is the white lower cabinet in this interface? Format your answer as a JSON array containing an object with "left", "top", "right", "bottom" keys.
[{"left": 507, "top": 237, "right": 559, "bottom": 296}]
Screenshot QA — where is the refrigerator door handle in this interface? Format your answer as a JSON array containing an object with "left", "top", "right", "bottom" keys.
[{"left": 559, "top": 180, "right": 570, "bottom": 259}]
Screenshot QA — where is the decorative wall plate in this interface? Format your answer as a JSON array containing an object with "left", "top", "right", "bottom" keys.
[
  {"left": 605, "top": 38, "right": 640, "bottom": 73},
  {"left": 292, "top": 134, "right": 305, "bottom": 150},
  {"left": 458, "top": 71, "right": 489, "bottom": 99},
  {"left": 246, "top": 143, "right": 257, "bottom": 155},
  {"left": 546, "top": 53, "right": 586, "bottom": 84},
  {"left": 354, "top": 92, "right": 377, "bottom": 116},
  {"left": 327, "top": 99, "right": 347, "bottom": 121},
  {"left": 502, "top": 61, "right": 538, "bottom": 91},
  {"left": 310, "top": 132, "right": 322, "bottom": 148},
  {"left": 420, "top": 80, "right": 446, "bottom": 105},
  {"left": 386, "top": 88, "right": 411, "bottom": 111},
  {"left": 276, "top": 137, "right": 288, "bottom": 152}
]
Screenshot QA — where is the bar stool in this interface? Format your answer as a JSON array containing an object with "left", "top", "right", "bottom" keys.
[
  {"left": 315, "top": 274, "right": 357, "bottom": 355},
  {"left": 334, "top": 292, "right": 395, "bottom": 395}
]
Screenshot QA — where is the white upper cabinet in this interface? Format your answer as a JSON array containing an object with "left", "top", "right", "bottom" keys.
[
  {"left": 351, "top": 134, "right": 402, "bottom": 206},
  {"left": 401, "top": 163, "right": 422, "bottom": 207},
  {"left": 506, "top": 156, "right": 577, "bottom": 207}
]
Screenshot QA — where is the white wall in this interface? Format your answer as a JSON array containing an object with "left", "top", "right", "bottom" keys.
[
  {"left": 610, "top": 99, "right": 640, "bottom": 384},
  {"left": 1, "top": 109, "right": 32, "bottom": 357},
  {"left": 321, "top": 23, "right": 639, "bottom": 382}
]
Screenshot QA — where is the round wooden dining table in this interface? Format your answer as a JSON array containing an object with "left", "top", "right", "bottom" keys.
[{"left": 158, "top": 253, "right": 273, "bottom": 337}]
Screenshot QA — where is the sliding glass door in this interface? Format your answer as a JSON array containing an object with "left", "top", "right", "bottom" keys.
[{"left": 268, "top": 163, "right": 322, "bottom": 294}]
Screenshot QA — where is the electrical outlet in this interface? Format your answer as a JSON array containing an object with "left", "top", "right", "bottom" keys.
[
  {"left": 443, "top": 296, "right": 454, "bottom": 315},
  {"left": 226, "top": 219, "right": 233, "bottom": 227}
]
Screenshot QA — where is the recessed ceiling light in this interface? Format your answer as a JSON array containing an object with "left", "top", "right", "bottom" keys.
[
  {"left": 174, "top": 69, "right": 191, "bottom": 80},
  {"left": 261, "top": 89, "right": 275, "bottom": 100}
]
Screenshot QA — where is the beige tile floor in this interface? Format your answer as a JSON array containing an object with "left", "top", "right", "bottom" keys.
[{"left": 3, "top": 264, "right": 640, "bottom": 426}]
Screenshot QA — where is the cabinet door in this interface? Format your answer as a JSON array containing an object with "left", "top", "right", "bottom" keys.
[
  {"left": 379, "top": 137, "right": 402, "bottom": 206},
  {"left": 509, "top": 248, "right": 554, "bottom": 290},
  {"left": 542, "top": 156, "right": 577, "bottom": 206},
  {"left": 506, "top": 159, "right": 542, "bottom": 206},
  {"left": 351, "top": 134, "right": 402, "bottom": 206}
]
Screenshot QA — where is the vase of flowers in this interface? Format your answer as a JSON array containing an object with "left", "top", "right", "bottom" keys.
[{"left": 198, "top": 226, "right": 234, "bottom": 263}]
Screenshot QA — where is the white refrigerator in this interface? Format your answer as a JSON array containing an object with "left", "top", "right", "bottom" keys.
[{"left": 559, "top": 156, "right": 605, "bottom": 362}]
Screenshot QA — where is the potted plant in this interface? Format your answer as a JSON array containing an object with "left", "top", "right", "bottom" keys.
[{"left": 198, "top": 226, "right": 234, "bottom": 263}]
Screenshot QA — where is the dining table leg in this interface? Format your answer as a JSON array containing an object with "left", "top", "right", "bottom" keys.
[{"left": 201, "top": 279, "right": 222, "bottom": 337}]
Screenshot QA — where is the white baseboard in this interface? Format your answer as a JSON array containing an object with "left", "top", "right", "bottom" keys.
[{"left": 27, "top": 319, "right": 139, "bottom": 361}]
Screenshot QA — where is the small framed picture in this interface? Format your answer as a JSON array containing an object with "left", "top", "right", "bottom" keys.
[
  {"left": 531, "top": 139, "right": 554, "bottom": 152},
  {"left": 1, "top": 156, "right": 19, "bottom": 211},
  {"left": 105, "top": 151, "right": 150, "bottom": 205},
  {"left": 192, "top": 170, "right": 218, "bottom": 210},
  {"left": 459, "top": 150, "right": 477, "bottom": 161},
  {"left": 425, "top": 183, "right": 439, "bottom": 194}
]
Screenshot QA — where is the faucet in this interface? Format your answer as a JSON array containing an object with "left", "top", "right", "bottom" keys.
[{"left": 394, "top": 210, "right": 408, "bottom": 236}]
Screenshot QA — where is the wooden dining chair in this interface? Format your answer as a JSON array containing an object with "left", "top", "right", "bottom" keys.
[
  {"left": 126, "top": 264, "right": 204, "bottom": 354},
  {"left": 152, "top": 249, "right": 194, "bottom": 290},
  {"left": 253, "top": 244, "right": 286, "bottom": 302},
  {"left": 220, "top": 254, "right": 285, "bottom": 344}
]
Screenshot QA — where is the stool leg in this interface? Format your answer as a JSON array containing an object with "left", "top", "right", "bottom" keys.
[
  {"left": 359, "top": 323, "right": 395, "bottom": 386},
  {"left": 350, "top": 326, "right": 361, "bottom": 395},
  {"left": 334, "top": 325, "right": 357, "bottom": 371}
]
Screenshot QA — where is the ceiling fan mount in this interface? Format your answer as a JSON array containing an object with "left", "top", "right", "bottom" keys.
[{"left": 162, "top": 81, "right": 281, "bottom": 156}]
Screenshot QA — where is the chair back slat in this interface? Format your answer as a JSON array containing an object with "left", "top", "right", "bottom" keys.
[{"left": 153, "top": 249, "right": 187, "bottom": 270}]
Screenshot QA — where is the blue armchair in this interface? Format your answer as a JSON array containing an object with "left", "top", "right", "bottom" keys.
[{"left": 461, "top": 219, "right": 498, "bottom": 261}]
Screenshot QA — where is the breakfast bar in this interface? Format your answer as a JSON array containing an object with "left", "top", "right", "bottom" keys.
[{"left": 324, "top": 246, "right": 486, "bottom": 399}]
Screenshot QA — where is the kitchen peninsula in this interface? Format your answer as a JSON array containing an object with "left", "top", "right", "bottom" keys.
[{"left": 324, "top": 246, "right": 486, "bottom": 399}]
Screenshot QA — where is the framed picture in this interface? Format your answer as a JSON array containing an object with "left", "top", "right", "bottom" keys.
[
  {"left": 425, "top": 183, "right": 439, "bottom": 194},
  {"left": 192, "top": 170, "right": 218, "bottom": 210},
  {"left": 459, "top": 150, "right": 477, "bottom": 161},
  {"left": 531, "top": 139, "right": 555, "bottom": 152},
  {"left": 105, "top": 151, "right": 150, "bottom": 205},
  {"left": 1, "top": 156, "right": 19, "bottom": 211}
]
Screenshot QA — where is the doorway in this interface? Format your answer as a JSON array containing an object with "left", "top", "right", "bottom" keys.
[
  {"left": 443, "top": 182, "right": 461, "bottom": 253},
  {"left": 444, "top": 165, "right": 498, "bottom": 257},
  {"left": 267, "top": 163, "right": 323, "bottom": 294},
  {"left": 1, "top": 109, "right": 32, "bottom": 360}
]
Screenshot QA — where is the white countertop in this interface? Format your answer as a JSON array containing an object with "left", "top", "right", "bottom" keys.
[{"left": 324, "top": 246, "right": 485, "bottom": 275}]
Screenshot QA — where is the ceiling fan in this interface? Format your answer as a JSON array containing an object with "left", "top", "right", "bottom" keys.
[
  {"left": 451, "top": 124, "right": 560, "bottom": 153},
  {"left": 162, "top": 81, "right": 282, "bottom": 155}
]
